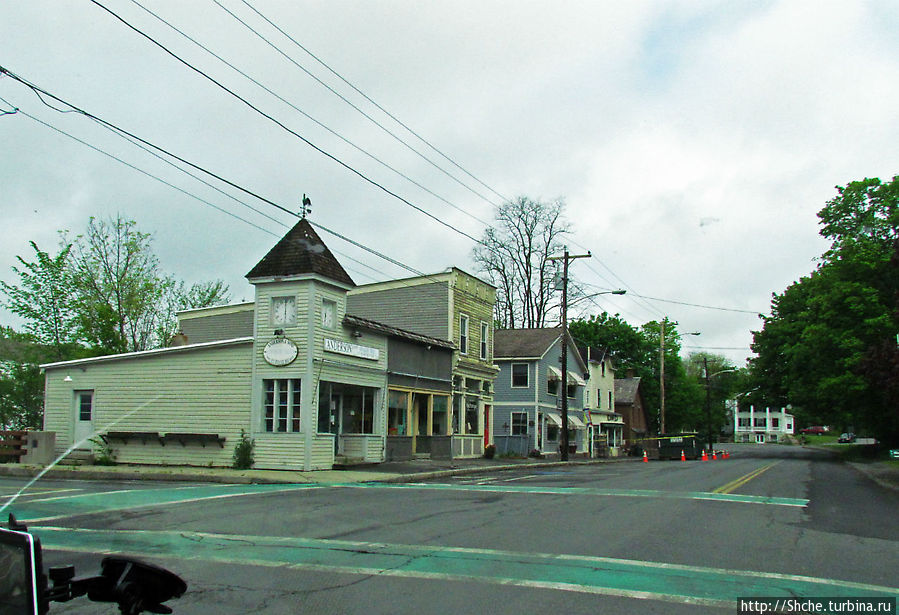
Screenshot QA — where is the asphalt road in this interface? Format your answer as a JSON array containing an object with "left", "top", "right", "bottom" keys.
[{"left": 2, "top": 443, "right": 897, "bottom": 614}]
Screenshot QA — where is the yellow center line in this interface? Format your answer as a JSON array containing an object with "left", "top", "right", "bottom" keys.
[{"left": 713, "top": 461, "right": 780, "bottom": 494}]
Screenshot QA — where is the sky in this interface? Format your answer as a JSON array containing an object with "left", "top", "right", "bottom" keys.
[{"left": 1, "top": 0, "right": 897, "bottom": 367}]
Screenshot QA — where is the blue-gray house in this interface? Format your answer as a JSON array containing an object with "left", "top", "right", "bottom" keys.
[{"left": 492, "top": 328, "right": 588, "bottom": 456}]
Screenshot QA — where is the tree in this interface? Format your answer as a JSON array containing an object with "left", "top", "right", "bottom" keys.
[
  {"left": 64, "top": 215, "right": 230, "bottom": 353},
  {"left": 749, "top": 175, "right": 899, "bottom": 442},
  {"left": 0, "top": 241, "right": 81, "bottom": 360},
  {"left": 685, "top": 353, "right": 740, "bottom": 445},
  {"left": 473, "top": 197, "right": 572, "bottom": 328}
]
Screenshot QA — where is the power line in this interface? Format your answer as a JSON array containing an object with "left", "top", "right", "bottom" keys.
[
  {"left": 86, "top": 0, "right": 485, "bottom": 247},
  {"left": 239, "top": 0, "right": 511, "bottom": 206},
  {"left": 212, "top": 0, "right": 500, "bottom": 211},
  {"left": 126, "top": 0, "right": 490, "bottom": 231}
]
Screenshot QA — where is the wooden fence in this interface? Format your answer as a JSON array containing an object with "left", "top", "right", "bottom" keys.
[{"left": 0, "top": 430, "right": 28, "bottom": 462}]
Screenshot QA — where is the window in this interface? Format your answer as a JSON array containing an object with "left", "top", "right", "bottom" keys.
[
  {"left": 480, "top": 322, "right": 489, "bottom": 360},
  {"left": 77, "top": 391, "right": 93, "bottom": 421},
  {"left": 388, "top": 390, "right": 408, "bottom": 436},
  {"left": 608, "top": 391, "right": 612, "bottom": 409},
  {"left": 460, "top": 314, "right": 469, "bottom": 354},
  {"left": 432, "top": 395, "right": 449, "bottom": 435},
  {"left": 263, "top": 379, "right": 301, "bottom": 432},
  {"left": 511, "top": 363, "right": 528, "bottom": 388},
  {"left": 601, "top": 362, "right": 606, "bottom": 377},
  {"left": 341, "top": 388, "right": 375, "bottom": 434},
  {"left": 464, "top": 395, "right": 479, "bottom": 434},
  {"left": 596, "top": 388, "right": 601, "bottom": 409},
  {"left": 567, "top": 383, "right": 577, "bottom": 399},
  {"left": 452, "top": 395, "right": 462, "bottom": 434},
  {"left": 739, "top": 418, "right": 751, "bottom": 427},
  {"left": 771, "top": 418, "right": 780, "bottom": 428},
  {"left": 511, "top": 412, "right": 528, "bottom": 435},
  {"left": 547, "top": 376, "right": 559, "bottom": 396},
  {"left": 754, "top": 418, "right": 766, "bottom": 427}
]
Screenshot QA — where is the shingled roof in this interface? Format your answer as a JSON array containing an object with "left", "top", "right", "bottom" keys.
[
  {"left": 493, "top": 327, "right": 562, "bottom": 359},
  {"left": 614, "top": 377, "right": 642, "bottom": 405},
  {"left": 245, "top": 218, "right": 354, "bottom": 287}
]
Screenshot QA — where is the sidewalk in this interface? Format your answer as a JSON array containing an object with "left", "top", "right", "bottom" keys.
[{"left": 0, "top": 455, "right": 639, "bottom": 486}]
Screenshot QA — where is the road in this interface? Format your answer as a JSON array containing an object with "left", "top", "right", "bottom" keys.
[{"left": 2, "top": 443, "right": 897, "bottom": 614}]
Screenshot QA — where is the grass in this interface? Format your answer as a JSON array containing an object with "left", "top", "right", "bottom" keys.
[{"left": 800, "top": 434, "right": 839, "bottom": 445}]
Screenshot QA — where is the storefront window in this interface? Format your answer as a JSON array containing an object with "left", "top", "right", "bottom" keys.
[
  {"left": 465, "top": 395, "right": 479, "bottom": 434},
  {"left": 511, "top": 412, "right": 527, "bottom": 435},
  {"left": 452, "top": 395, "right": 461, "bottom": 434},
  {"left": 432, "top": 396, "right": 448, "bottom": 435},
  {"left": 387, "top": 390, "right": 408, "bottom": 436},
  {"left": 342, "top": 388, "right": 375, "bottom": 434}
]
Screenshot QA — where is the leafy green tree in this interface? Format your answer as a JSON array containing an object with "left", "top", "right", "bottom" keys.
[
  {"left": 750, "top": 175, "right": 899, "bottom": 442},
  {"left": 0, "top": 241, "right": 81, "bottom": 360}
]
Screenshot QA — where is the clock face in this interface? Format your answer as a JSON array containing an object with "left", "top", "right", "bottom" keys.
[
  {"left": 321, "top": 299, "right": 335, "bottom": 329},
  {"left": 271, "top": 296, "right": 296, "bottom": 326}
]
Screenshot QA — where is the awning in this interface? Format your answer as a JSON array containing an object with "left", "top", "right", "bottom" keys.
[
  {"left": 547, "top": 365, "right": 562, "bottom": 380},
  {"left": 568, "top": 415, "right": 585, "bottom": 428},
  {"left": 568, "top": 371, "right": 586, "bottom": 386},
  {"left": 545, "top": 412, "right": 562, "bottom": 426}
]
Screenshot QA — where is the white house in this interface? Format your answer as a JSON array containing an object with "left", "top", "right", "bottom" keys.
[{"left": 732, "top": 404, "right": 794, "bottom": 443}]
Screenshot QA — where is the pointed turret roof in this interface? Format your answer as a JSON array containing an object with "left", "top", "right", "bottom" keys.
[{"left": 245, "top": 218, "right": 354, "bottom": 287}]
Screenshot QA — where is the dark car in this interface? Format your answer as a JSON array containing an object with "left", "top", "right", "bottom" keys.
[
  {"left": 838, "top": 432, "right": 856, "bottom": 443},
  {"left": 800, "top": 426, "right": 827, "bottom": 435}
]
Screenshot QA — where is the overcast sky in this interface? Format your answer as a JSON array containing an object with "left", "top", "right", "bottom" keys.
[{"left": 2, "top": 1, "right": 897, "bottom": 366}]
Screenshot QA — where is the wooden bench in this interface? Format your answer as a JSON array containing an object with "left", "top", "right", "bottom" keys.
[
  {"left": 161, "top": 433, "right": 226, "bottom": 448},
  {"left": 102, "top": 431, "right": 162, "bottom": 445}
]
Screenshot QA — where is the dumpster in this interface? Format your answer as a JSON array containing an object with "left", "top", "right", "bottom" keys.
[{"left": 657, "top": 433, "right": 702, "bottom": 460}]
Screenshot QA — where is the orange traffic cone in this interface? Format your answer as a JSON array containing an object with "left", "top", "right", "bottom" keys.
[
  {"left": 701, "top": 450, "right": 708, "bottom": 461},
  {"left": 725, "top": 451, "right": 730, "bottom": 459},
  {"left": 680, "top": 450, "right": 686, "bottom": 461},
  {"left": 712, "top": 451, "right": 717, "bottom": 460},
  {"left": 642, "top": 450, "right": 649, "bottom": 463}
]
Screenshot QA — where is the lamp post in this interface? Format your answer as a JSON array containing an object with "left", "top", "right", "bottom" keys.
[
  {"left": 659, "top": 319, "right": 699, "bottom": 435},
  {"left": 703, "top": 359, "right": 737, "bottom": 451}
]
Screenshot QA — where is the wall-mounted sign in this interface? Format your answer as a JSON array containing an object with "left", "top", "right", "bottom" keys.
[
  {"left": 263, "top": 337, "right": 299, "bottom": 366},
  {"left": 324, "top": 338, "right": 379, "bottom": 361}
]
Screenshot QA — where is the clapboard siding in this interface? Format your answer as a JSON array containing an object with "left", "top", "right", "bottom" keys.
[
  {"left": 347, "top": 282, "right": 450, "bottom": 340},
  {"left": 43, "top": 342, "right": 253, "bottom": 466},
  {"left": 180, "top": 309, "right": 254, "bottom": 344}
]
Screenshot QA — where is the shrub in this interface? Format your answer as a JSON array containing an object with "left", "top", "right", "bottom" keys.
[
  {"left": 90, "top": 436, "right": 116, "bottom": 466},
  {"left": 232, "top": 430, "right": 255, "bottom": 470}
]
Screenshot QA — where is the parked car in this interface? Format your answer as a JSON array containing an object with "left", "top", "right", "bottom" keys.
[
  {"left": 800, "top": 426, "right": 827, "bottom": 435},
  {"left": 838, "top": 433, "right": 856, "bottom": 443}
]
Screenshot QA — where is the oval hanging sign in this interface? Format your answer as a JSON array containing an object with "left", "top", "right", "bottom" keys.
[{"left": 263, "top": 337, "right": 299, "bottom": 366}]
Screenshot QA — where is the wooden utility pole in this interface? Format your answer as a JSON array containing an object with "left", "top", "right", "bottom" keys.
[{"left": 548, "top": 247, "right": 590, "bottom": 461}]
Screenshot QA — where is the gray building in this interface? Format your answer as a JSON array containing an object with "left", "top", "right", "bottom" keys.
[{"left": 492, "top": 328, "right": 588, "bottom": 456}]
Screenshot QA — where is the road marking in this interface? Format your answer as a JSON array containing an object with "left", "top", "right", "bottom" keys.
[
  {"left": 496, "top": 474, "right": 541, "bottom": 482},
  {"left": 343, "top": 482, "right": 808, "bottom": 507},
  {"left": 32, "top": 527, "right": 899, "bottom": 608},
  {"left": 0, "top": 487, "right": 82, "bottom": 501},
  {"left": 10, "top": 483, "right": 321, "bottom": 523},
  {"left": 714, "top": 462, "right": 780, "bottom": 494}
]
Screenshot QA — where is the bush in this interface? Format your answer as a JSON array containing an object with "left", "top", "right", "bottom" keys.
[
  {"left": 232, "top": 430, "right": 255, "bottom": 470},
  {"left": 483, "top": 444, "right": 496, "bottom": 459},
  {"left": 90, "top": 436, "right": 116, "bottom": 466}
]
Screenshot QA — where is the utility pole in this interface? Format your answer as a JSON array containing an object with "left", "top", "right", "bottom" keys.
[
  {"left": 660, "top": 318, "right": 667, "bottom": 435},
  {"left": 547, "top": 247, "right": 591, "bottom": 461}
]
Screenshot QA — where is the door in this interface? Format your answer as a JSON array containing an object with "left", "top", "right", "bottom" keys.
[
  {"left": 73, "top": 391, "right": 94, "bottom": 448},
  {"left": 483, "top": 404, "right": 490, "bottom": 448}
]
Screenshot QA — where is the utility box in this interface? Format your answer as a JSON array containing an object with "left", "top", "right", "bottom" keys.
[
  {"left": 21, "top": 431, "right": 56, "bottom": 465},
  {"left": 657, "top": 433, "right": 702, "bottom": 460}
]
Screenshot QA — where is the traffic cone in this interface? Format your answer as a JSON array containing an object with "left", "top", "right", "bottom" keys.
[
  {"left": 701, "top": 450, "right": 708, "bottom": 461},
  {"left": 680, "top": 450, "right": 686, "bottom": 461},
  {"left": 725, "top": 451, "right": 730, "bottom": 459},
  {"left": 712, "top": 451, "right": 717, "bottom": 460},
  {"left": 642, "top": 450, "right": 649, "bottom": 463}
]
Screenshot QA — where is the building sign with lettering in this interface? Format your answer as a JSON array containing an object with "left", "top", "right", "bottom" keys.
[
  {"left": 263, "top": 337, "right": 299, "bottom": 366},
  {"left": 324, "top": 338, "right": 380, "bottom": 361}
]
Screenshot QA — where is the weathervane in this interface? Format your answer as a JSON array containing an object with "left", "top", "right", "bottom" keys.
[{"left": 300, "top": 194, "right": 312, "bottom": 219}]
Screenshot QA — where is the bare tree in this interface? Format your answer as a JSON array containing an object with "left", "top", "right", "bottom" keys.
[{"left": 473, "top": 197, "right": 571, "bottom": 328}]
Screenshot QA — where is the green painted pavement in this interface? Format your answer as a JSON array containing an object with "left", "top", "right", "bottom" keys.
[
  {"left": 8, "top": 483, "right": 320, "bottom": 522},
  {"left": 34, "top": 527, "right": 898, "bottom": 608},
  {"left": 341, "top": 482, "right": 810, "bottom": 507}
]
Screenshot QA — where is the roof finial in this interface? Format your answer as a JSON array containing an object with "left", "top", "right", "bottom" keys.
[{"left": 300, "top": 194, "right": 312, "bottom": 219}]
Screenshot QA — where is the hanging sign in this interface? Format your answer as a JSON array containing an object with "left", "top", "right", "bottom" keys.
[{"left": 263, "top": 337, "right": 299, "bottom": 366}]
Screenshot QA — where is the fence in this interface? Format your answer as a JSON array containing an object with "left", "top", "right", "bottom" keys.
[
  {"left": 493, "top": 435, "right": 530, "bottom": 457},
  {"left": 0, "top": 430, "right": 28, "bottom": 462}
]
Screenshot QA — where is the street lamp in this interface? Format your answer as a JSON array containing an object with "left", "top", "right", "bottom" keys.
[
  {"left": 659, "top": 320, "right": 700, "bottom": 434},
  {"left": 704, "top": 360, "right": 737, "bottom": 451}
]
